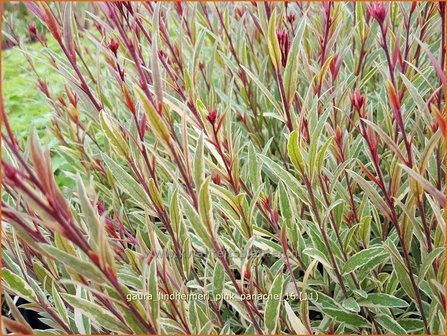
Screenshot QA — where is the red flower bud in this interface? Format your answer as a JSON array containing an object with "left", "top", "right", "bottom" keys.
[
  {"left": 37, "top": 80, "right": 50, "bottom": 98},
  {"left": 287, "top": 12, "right": 297, "bottom": 24},
  {"left": 206, "top": 108, "right": 218, "bottom": 124},
  {"left": 235, "top": 7, "right": 245, "bottom": 19},
  {"left": 57, "top": 95, "right": 66, "bottom": 107},
  {"left": 96, "top": 200, "right": 105, "bottom": 215},
  {"left": 367, "top": 3, "right": 387, "bottom": 26},
  {"left": 28, "top": 22, "right": 37, "bottom": 36},
  {"left": 3, "top": 163, "right": 18, "bottom": 181},
  {"left": 329, "top": 54, "right": 343, "bottom": 80},
  {"left": 350, "top": 90, "right": 366, "bottom": 114},
  {"left": 260, "top": 196, "right": 271, "bottom": 211},
  {"left": 277, "top": 28, "right": 290, "bottom": 67},
  {"left": 211, "top": 174, "right": 221, "bottom": 185},
  {"left": 272, "top": 209, "right": 279, "bottom": 226},
  {"left": 109, "top": 38, "right": 119, "bottom": 56},
  {"left": 243, "top": 267, "right": 251, "bottom": 280}
]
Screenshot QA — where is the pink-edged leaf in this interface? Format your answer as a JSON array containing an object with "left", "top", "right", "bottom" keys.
[
  {"left": 24, "top": 2, "right": 45, "bottom": 21},
  {"left": 401, "top": 165, "right": 446, "bottom": 208},
  {"left": 415, "top": 37, "right": 445, "bottom": 86},
  {"left": 63, "top": 3, "right": 76, "bottom": 62}
]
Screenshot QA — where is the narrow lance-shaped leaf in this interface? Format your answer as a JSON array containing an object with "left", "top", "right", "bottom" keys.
[
  {"left": 62, "top": 294, "right": 129, "bottom": 333},
  {"left": 283, "top": 19, "right": 305, "bottom": 104},
  {"left": 151, "top": 3, "right": 163, "bottom": 108},
  {"left": 264, "top": 274, "right": 284, "bottom": 333},
  {"left": 2, "top": 268, "right": 38, "bottom": 302},
  {"left": 199, "top": 178, "right": 214, "bottom": 234},
  {"left": 267, "top": 9, "right": 281, "bottom": 71},
  {"left": 348, "top": 170, "right": 393, "bottom": 219},
  {"left": 134, "top": 86, "right": 171, "bottom": 145}
]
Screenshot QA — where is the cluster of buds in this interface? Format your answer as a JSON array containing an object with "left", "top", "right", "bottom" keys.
[
  {"left": 206, "top": 108, "right": 218, "bottom": 125},
  {"left": 211, "top": 174, "right": 221, "bottom": 185},
  {"left": 287, "top": 12, "right": 297, "bottom": 25},
  {"left": 350, "top": 89, "right": 366, "bottom": 118},
  {"left": 235, "top": 7, "right": 245, "bottom": 19},
  {"left": 367, "top": 3, "right": 387, "bottom": 26},
  {"left": 260, "top": 195, "right": 279, "bottom": 227},
  {"left": 65, "top": 84, "right": 78, "bottom": 108},
  {"left": 333, "top": 126, "right": 345, "bottom": 164},
  {"left": 28, "top": 22, "right": 38, "bottom": 40},
  {"left": 95, "top": 22, "right": 104, "bottom": 37},
  {"left": 109, "top": 38, "right": 119, "bottom": 56},
  {"left": 365, "top": 126, "right": 380, "bottom": 166},
  {"left": 329, "top": 54, "right": 343, "bottom": 81},
  {"left": 277, "top": 28, "right": 290, "bottom": 67},
  {"left": 37, "top": 79, "right": 51, "bottom": 99}
]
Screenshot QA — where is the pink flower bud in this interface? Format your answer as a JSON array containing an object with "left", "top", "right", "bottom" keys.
[
  {"left": 367, "top": 3, "right": 387, "bottom": 26},
  {"left": 206, "top": 108, "right": 218, "bottom": 125},
  {"left": 109, "top": 38, "right": 119, "bottom": 56}
]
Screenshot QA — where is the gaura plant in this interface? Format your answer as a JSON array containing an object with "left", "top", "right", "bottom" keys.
[{"left": 1, "top": 2, "right": 445, "bottom": 334}]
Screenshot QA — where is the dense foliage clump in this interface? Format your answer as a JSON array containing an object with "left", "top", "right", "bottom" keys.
[{"left": 1, "top": 2, "right": 445, "bottom": 334}]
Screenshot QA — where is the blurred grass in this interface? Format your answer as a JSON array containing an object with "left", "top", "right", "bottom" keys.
[
  {"left": 2, "top": 39, "right": 64, "bottom": 139},
  {"left": 2, "top": 39, "right": 72, "bottom": 186}
]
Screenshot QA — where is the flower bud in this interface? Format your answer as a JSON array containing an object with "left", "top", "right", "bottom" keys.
[
  {"left": 350, "top": 89, "right": 366, "bottom": 114},
  {"left": 28, "top": 22, "right": 37, "bottom": 36},
  {"left": 109, "top": 38, "right": 119, "bottom": 56},
  {"left": 367, "top": 3, "right": 387, "bottom": 26},
  {"left": 206, "top": 108, "right": 218, "bottom": 125}
]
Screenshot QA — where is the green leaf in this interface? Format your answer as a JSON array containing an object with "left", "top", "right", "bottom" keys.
[
  {"left": 375, "top": 314, "right": 407, "bottom": 334},
  {"left": 62, "top": 294, "right": 128, "bottom": 333},
  {"left": 52, "top": 282, "right": 69, "bottom": 325},
  {"left": 303, "top": 248, "right": 333, "bottom": 270},
  {"left": 241, "top": 65, "right": 284, "bottom": 119},
  {"left": 2, "top": 268, "right": 37, "bottom": 302},
  {"left": 264, "top": 275, "right": 284, "bottom": 333},
  {"left": 151, "top": 3, "right": 163, "bottom": 107},
  {"left": 322, "top": 308, "right": 370, "bottom": 328},
  {"left": 358, "top": 293, "right": 409, "bottom": 308},
  {"left": 308, "top": 109, "right": 330, "bottom": 181},
  {"left": 284, "top": 301, "right": 309, "bottom": 334},
  {"left": 181, "top": 197, "right": 212, "bottom": 249},
  {"left": 148, "top": 178, "right": 163, "bottom": 209},
  {"left": 348, "top": 170, "right": 392, "bottom": 219},
  {"left": 148, "top": 260, "right": 159, "bottom": 330},
  {"left": 418, "top": 247, "right": 444, "bottom": 284},
  {"left": 259, "top": 155, "right": 308, "bottom": 203},
  {"left": 267, "top": 9, "right": 281, "bottom": 70},
  {"left": 170, "top": 189, "right": 181, "bottom": 233},
  {"left": 213, "top": 262, "right": 224, "bottom": 299},
  {"left": 288, "top": 130, "right": 305, "bottom": 173},
  {"left": 401, "top": 165, "right": 446, "bottom": 206},
  {"left": 100, "top": 111, "right": 127, "bottom": 156},
  {"left": 283, "top": 19, "right": 305, "bottom": 104},
  {"left": 342, "top": 297, "right": 360, "bottom": 313},
  {"left": 39, "top": 244, "right": 104, "bottom": 283},
  {"left": 384, "top": 240, "right": 416, "bottom": 301},
  {"left": 278, "top": 182, "right": 292, "bottom": 221},
  {"left": 76, "top": 175, "right": 100, "bottom": 244},
  {"left": 198, "top": 178, "right": 214, "bottom": 233},
  {"left": 342, "top": 246, "right": 388, "bottom": 275},
  {"left": 134, "top": 86, "right": 171, "bottom": 145},
  {"left": 361, "top": 119, "right": 406, "bottom": 163},
  {"left": 102, "top": 153, "right": 150, "bottom": 207},
  {"left": 193, "top": 133, "right": 204, "bottom": 189},
  {"left": 248, "top": 143, "right": 260, "bottom": 188}
]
